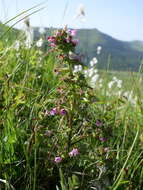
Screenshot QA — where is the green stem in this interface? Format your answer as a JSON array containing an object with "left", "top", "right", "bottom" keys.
[{"left": 67, "top": 112, "right": 73, "bottom": 153}]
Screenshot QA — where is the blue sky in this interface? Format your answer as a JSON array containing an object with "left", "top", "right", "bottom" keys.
[{"left": 0, "top": 0, "right": 143, "bottom": 41}]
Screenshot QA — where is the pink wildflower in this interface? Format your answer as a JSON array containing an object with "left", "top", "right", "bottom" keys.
[
  {"left": 49, "top": 108, "right": 58, "bottom": 116},
  {"left": 54, "top": 156, "right": 62, "bottom": 163},
  {"left": 47, "top": 36, "right": 56, "bottom": 43},
  {"left": 50, "top": 43, "right": 56, "bottom": 48},
  {"left": 99, "top": 137, "right": 107, "bottom": 142},
  {"left": 69, "top": 148, "right": 79, "bottom": 157},
  {"left": 60, "top": 109, "right": 67, "bottom": 115},
  {"left": 68, "top": 29, "right": 77, "bottom": 36},
  {"left": 96, "top": 120, "right": 103, "bottom": 127}
]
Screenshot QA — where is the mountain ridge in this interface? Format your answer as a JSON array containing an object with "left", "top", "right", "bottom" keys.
[
  {"left": 0, "top": 22, "right": 143, "bottom": 71},
  {"left": 33, "top": 27, "right": 143, "bottom": 71}
]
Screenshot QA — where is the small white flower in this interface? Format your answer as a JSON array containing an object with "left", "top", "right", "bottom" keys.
[
  {"left": 3, "top": 136, "right": 8, "bottom": 142},
  {"left": 39, "top": 27, "right": 46, "bottom": 34},
  {"left": 116, "top": 80, "right": 122, "bottom": 88},
  {"left": 123, "top": 91, "right": 130, "bottom": 98},
  {"left": 83, "top": 69, "right": 88, "bottom": 77},
  {"left": 116, "top": 90, "right": 122, "bottom": 96},
  {"left": 108, "top": 81, "right": 115, "bottom": 89},
  {"left": 88, "top": 68, "right": 95, "bottom": 77},
  {"left": 128, "top": 91, "right": 134, "bottom": 103},
  {"left": 73, "top": 65, "right": 82, "bottom": 73},
  {"left": 98, "top": 79, "right": 103, "bottom": 88},
  {"left": 90, "top": 60, "right": 94, "bottom": 67},
  {"left": 123, "top": 91, "right": 137, "bottom": 105},
  {"left": 99, "top": 79, "right": 103, "bottom": 83},
  {"left": 78, "top": 65, "right": 82, "bottom": 71},
  {"left": 93, "top": 57, "right": 98, "bottom": 63},
  {"left": 91, "top": 74, "right": 99, "bottom": 83},
  {"left": 36, "top": 38, "right": 43, "bottom": 47},
  {"left": 97, "top": 46, "right": 102, "bottom": 54},
  {"left": 73, "top": 65, "right": 79, "bottom": 73},
  {"left": 90, "top": 74, "right": 99, "bottom": 88},
  {"left": 94, "top": 69, "right": 98, "bottom": 73},
  {"left": 90, "top": 57, "right": 98, "bottom": 67},
  {"left": 113, "top": 76, "right": 118, "bottom": 82},
  {"left": 97, "top": 46, "right": 102, "bottom": 51},
  {"left": 69, "top": 51, "right": 73, "bottom": 56}
]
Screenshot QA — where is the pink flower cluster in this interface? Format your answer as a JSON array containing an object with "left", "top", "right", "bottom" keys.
[
  {"left": 54, "top": 148, "right": 79, "bottom": 164},
  {"left": 68, "top": 29, "right": 77, "bottom": 36},
  {"left": 47, "top": 36, "right": 56, "bottom": 47},
  {"left": 96, "top": 120, "right": 103, "bottom": 127},
  {"left": 47, "top": 29, "right": 79, "bottom": 49},
  {"left": 45, "top": 108, "right": 67, "bottom": 116}
]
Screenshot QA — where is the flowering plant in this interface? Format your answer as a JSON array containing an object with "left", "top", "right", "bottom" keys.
[{"left": 36, "top": 27, "right": 113, "bottom": 189}]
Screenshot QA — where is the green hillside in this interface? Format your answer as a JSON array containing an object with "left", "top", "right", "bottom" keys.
[
  {"left": 76, "top": 29, "right": 143, "bottom": 71},
  {"left": 129, "top": 40, "right": 143, "bottom": 52}
]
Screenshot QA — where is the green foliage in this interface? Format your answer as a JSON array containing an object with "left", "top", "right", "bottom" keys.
[
  {"left": 0, "top": 27, "right": 143, "bottom": 190},
  {"left": 0, "top": 22, "right": 20, "bottom": 45}
]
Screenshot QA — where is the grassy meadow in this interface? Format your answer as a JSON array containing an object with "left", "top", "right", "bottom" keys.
[{"left": 0, "top": 18, "right": 143, "bottom": 190}]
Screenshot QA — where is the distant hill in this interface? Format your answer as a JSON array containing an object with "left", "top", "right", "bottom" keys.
[
  {"left": 77, "top": 29, "right": 143, "bottom": 71},
  {"left": 33, "top": 27, "right": 143, "bottom": 71},
  {"left": 0, "top": 22, "right": 143, "bottom": 71}
]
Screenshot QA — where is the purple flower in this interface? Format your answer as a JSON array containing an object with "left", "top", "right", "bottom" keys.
[
  {"left": 96, "top": 120, "right": 103, "bottom": 127},
  {"left": 69, "top": 148, "right": 79, "bottom": 157},
  {"left": 49, "top": 108, "right": 58, "bottom": 116},
  {"left": 60, "top": 109, "right": 67, "bottom": 115},
  {"left": 68, "top": 29, "right": 77, "bottom": 36},
  {"left": 54, "top": 156, "right": 62, "bottom": 163},
  {"left": 99, "top": 137, "right": 107, "bottom": 142}
]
